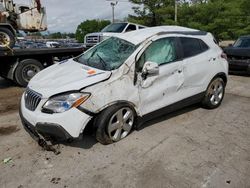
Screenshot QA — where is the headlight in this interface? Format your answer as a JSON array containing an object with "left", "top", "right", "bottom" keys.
[{"left": 42, "top": 93, "right": 90, "bottom": 113}]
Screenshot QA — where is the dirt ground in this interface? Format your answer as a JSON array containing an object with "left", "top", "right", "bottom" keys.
[{"left": 0, "top": 75, "right": 249, "bottom": 188}]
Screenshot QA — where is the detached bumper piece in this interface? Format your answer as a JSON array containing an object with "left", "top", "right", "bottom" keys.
[
  {"left": 36, "top": 123, "right": 72, "bottom": 141},
  {"left": 19, "top": 110, "right": 73, "bottom": 154}
]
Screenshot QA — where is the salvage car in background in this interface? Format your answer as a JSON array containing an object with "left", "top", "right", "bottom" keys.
[
  {"left": 224, "top": 35, "right": 250, "bottom": 74},
  {"left": 20, "top": 26, "right": 228, "bottom": 146},
  {"left": 84, "top": 22, "right": 146, "bottom": 48}
]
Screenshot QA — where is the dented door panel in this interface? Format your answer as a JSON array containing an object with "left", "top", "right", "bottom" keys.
[{"left": 138, "top": 60, "right": 184, "bottom": 115}]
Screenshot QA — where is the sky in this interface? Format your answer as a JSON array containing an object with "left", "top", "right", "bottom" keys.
[{"left": 15, "top": 0, "right": 134, "bottom": 33}]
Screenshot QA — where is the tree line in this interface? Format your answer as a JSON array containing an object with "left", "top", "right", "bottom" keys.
[
  {"left": 73, "top": 0, "right": 249, "bottom": 42},
  {"left": 128, "top": 0, "right": 250, "bottom": 40}
]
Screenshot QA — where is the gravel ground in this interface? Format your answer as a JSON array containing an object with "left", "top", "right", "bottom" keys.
[{"left": 0, "top": 75, "right": 249, "bottom": 188}]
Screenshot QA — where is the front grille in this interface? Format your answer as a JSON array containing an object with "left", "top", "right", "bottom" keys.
[
  {"left": 25, "top": 88, "right": 42, "bottom": 111},
  {"left": 86, "top": 35, "right": 99, "bottom": 44}
]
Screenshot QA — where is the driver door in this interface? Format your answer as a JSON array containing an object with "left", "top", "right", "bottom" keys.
[{"left": 136, "top": 37, "right": 185, "bottom": 116}]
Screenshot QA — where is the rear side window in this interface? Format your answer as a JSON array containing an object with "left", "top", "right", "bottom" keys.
[
  {"left": 126, "top": 24, "right": 137, "bottom": 32},
  {"left": 180, "top": 37, "right": 209, "bottom": 58}
]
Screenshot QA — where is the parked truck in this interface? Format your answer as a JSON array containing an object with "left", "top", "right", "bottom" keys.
[
  {"left": 0, "top": 0, "right": 47, "bottom": 50},
  {"left": 0, "top": 47, "right": 85, "bottom": 87},
  {"left": 0, "top": 0, "right": 86, "bottom": 87}
]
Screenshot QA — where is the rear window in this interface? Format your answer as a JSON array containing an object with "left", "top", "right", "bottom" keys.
[{"left": 180, "top": 37, "right": 209, "bottom": 58}]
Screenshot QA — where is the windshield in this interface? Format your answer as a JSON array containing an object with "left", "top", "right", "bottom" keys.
[
  {"left": 75, "top": 37, "right": 137, "bottom": 71},
  {"left": 233, "top": 38, "right": 250, "bottom": 48},
  {"left": 101, "top": 23, "right": 127, "bottom": 33}
]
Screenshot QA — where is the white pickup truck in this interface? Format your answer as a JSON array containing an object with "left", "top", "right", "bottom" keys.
[{"left": 84, "top": 22, "right": 146, "bottom": 48}]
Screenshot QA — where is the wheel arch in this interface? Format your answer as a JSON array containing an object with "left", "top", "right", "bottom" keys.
[
  {"left": 204, "top": 72, "right": 227, "bottom": 93},
  {"left": 95, "top": 100, "right": 139, "bottom": 116},
  {"left": 0, "top": 24, "right": 16, "bottom": 35},
  {"left": 213, "top": 72, "right": 228, "bottom": 85},
  {"left": 83, "top": 100, "right": 139, "bottom": 132}
]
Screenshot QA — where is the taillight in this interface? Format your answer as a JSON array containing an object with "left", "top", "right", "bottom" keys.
[{"left": 221, "top": 53, "right": 227, "bottom": 60}]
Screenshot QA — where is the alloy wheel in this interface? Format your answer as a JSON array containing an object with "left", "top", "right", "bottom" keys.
[
  {"left": 207, "top": 78, "right": 224, "bottom": 106},
  {"left": 107, "top": 107, "right": 134, "bottom": 142}
]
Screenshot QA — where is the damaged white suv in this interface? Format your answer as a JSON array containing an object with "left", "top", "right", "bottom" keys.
[{"left": 20, "top": 26, "right": 228, "bottom": 145}]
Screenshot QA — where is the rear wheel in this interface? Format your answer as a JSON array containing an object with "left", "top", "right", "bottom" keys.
[
  {"left": 95, "top": 104, "right": 135, "bottom": 145},
  {"left": 14, "top": 59, "right": 44, "bottom": 87},
  {"left": 202, "top": 77, "right": 225, "bottom": 109},
  {"left": 0, "top": 27, "right": 15, "bottom": 51}
]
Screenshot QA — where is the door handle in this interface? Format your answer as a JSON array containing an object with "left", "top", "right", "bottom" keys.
[
  {"left": 209, "top": 57, "right": 216, "bottom": 62},
  {"left": 171, "top": 69, "right": 182, "bottom": 74}
]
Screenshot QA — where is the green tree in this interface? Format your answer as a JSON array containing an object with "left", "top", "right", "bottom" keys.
[
  {"left": 128, "top": 0, "right": 175, "bottom": 26},
  {"left": 178, "top": 0, "right": 250, "bottom": 39},
  {"left": 75, "top": 19, "right": 111, "bottom": 42},
  {"left": 129, "top": 0, "right": 250, "bottom": 40}
]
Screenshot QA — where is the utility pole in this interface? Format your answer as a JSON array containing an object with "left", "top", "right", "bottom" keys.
[
  {"left": 175, "top": 0, "right": 178, "bottom": 24},
  {"left": 110, "top": 1, "right": 117, "bottom": 23}
]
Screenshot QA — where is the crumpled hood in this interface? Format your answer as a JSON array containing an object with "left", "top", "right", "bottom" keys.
[{"left": 28, "top": 59, "right": 111, "bottom": 98}]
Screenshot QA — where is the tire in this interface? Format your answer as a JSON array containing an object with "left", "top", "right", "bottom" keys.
[
  {"left": 95, "top": 103, "right": 136, "bottom": 145},
  {"left": 14, "top": 59, "right": 44, "bottom": 87},
  {"left": 0, "top": 27, "right": 15, "bottom": 51},
  {"left": 202, "top": 77, "right": 225, "bottom": 109}
]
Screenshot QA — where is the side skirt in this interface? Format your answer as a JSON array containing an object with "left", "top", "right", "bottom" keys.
[{"left": 135, "top": 92, "right": 205, "bottom": 130}]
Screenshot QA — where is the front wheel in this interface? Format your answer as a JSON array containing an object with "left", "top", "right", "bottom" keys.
[
  {"left": 202, "top": 77, "right": 225, "bottom": 109},
  {"left": 0, "top": 27, "right": 15, "bottom": 51},
  {"left": 95, "top": 104, "right": 135, "bottom": 145}
]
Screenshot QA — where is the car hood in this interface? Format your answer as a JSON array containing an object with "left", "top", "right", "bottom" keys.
[
  {"left": 86, "top": 32, "right": 121, "bottom": 37},
  {"left": 28, "top": 59, "right": 111, "bottom": 98}
]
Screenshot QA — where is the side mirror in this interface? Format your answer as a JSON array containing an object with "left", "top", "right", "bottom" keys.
[
  {"left": 142, "top": 61, "right": 159, "bottom": 80},
  {"left": 228, "top": 44, "right": 233, "bottom": 47}
]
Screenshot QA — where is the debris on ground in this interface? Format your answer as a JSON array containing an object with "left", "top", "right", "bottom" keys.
[
  {"left": 38, "top": 139, "right": 61, "bottom": 155},
  {"left": 3, "top": 157, "right": 12, "bottom": 164},
  {"left": 50, "top": 177, "right": 61, "bottom": 184}
]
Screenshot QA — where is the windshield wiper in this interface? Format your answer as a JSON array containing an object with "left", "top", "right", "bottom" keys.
[{"left": 96, "top": 53, "right": 108, "bottom": 70}]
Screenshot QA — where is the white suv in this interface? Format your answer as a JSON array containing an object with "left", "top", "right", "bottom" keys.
[{"left": 20, "top": 26, "right": 228, "bottom": 145}]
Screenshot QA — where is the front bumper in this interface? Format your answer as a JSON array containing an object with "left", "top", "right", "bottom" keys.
[
  {"left": 228, "top": 59, "right": 250, "bottom": 74},
  {"left": 20, "top": 94, "right": 92, "bottom": 141}
]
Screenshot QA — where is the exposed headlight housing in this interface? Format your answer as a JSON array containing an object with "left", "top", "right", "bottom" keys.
[{"left": 42, "top": 93, "right": 90, "bottom": 113}]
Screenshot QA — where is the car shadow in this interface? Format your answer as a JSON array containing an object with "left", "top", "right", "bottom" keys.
[
  {"left": 61, "top": 131, "right": 98, "bottom": 150},
  {"left": 0, "top": 77, "right": 17, "bottom": 89},
  {"left": 61, "top": 104, "right": 200, "bottom": 150},
  {"left": 136, "top": 103, "right": 200, "bottom": 131}
]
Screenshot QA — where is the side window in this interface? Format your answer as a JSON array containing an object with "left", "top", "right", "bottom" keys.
[
  {"left": 125, "top": 24, "right": 137, "bottom": 32},
  {"left": 241, "top": 39, "right": 250, "bottom": 48},
  {"left": 180, "top": 37, "right": 208, "bottom": 58},
  {"left": 139, "top": 26, "right": 145, "bottom": 29},
  {"left": 136, "top": 38, "right": 177, "bottom": 72},
  {"left": 200, "top": 40, "right": 209, "bottom": 51}
]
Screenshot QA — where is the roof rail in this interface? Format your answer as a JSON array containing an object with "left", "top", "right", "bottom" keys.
[{"left": 156, "top": 31, "right": 207, "bottom": 36}]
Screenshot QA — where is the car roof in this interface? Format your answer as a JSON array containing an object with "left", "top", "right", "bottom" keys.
[{"left": 117, "top": 26, "right": 206, "bottom": 45}]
